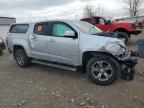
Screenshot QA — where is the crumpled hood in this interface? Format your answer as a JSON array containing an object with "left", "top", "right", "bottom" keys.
[
  {"left": 80, "top": 34, "right": 125, "bottom": 56},
  {"left": 94, "top": 32, "right": 126, "bottom": 43},
  {"left": 81, "top": 33, "right": 124, "bottom": 45}
]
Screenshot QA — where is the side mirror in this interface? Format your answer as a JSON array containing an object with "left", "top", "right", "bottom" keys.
[{"left": 64, "top": 31, "right": 75, "bottom": 38}]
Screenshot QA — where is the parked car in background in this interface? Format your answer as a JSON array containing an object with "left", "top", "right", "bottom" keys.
[
  {"left": 7, "top": 20, "right": 137, "bottom": 85},
  {"left": 81, "top": 16, "right": 142, "bottom": 42},
  {"left": 0, "top": 37, "right": 5, "bottom": 56}
]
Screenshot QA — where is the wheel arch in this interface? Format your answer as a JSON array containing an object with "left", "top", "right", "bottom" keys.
[
  {"left": 114, "top": 28, "right": 130, "bottom": 36},
  {"left": 12, "top": 41, "right": 32, "bottom": 57},
  {"left": 13, "top": 45, "right": 25, "bottom": 59},
  {"left": 82, "top": 51, "right": 121, "bottom": 77}
]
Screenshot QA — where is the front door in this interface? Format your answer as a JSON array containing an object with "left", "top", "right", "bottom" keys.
[{"left": 47, "top": 22, "right": 80, "bottom": 66}]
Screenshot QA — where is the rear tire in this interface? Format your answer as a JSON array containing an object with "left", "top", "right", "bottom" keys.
[
  {"left": 14, "top": 49, "right": 29, "bottom": 68},
  {"left": 86, "top": 55, "right": 117, "bottom": 85}
]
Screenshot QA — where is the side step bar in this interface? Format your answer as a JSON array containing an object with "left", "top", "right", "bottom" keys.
[{"left": 31, "top": 59, "right": 77, "bottom": 71}]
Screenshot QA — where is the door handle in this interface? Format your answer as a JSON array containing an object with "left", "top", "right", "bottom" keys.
[
  {"left": 32, "top": 34, "right": 37, "bottom": 40},
  {"left": 32, "top": 36, "right": 36, "bottom": 40}
]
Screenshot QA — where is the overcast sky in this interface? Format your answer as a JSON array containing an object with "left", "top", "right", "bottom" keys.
[{"left": 0, "top": 0, "right": 127, "bottom": 22}]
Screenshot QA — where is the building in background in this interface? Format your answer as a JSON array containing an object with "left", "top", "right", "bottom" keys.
[{"left": 0, "top": 17, "right": 16, "bottom": 39}]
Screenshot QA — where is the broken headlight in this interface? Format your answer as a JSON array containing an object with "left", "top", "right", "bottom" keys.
[
  {"left": 118, "top": 41, "right": 132, "bottom": 57},
  {"left": 103, "top": 41, "right": 127, "bottom": 56}
]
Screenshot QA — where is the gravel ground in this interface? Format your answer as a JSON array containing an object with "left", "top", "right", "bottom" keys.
[{"left": 0, "top": 34, "right": 144, "bottom": 108}]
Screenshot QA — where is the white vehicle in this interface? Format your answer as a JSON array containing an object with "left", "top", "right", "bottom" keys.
[{"left": 7, "top": 20, "right": 137, "bottom": 85}]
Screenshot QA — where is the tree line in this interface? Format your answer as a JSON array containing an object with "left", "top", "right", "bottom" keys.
[{"left": 83, "top": 0, "right": 144, "bottom": 17}]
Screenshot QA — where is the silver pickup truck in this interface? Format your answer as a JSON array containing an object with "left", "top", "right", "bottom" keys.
[{"left": 7, "top": 20, "right": 137, "bottom": 85}]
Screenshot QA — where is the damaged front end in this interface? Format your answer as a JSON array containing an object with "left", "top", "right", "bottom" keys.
[
  {"left": 118, "top": 51, "right": 138, "bottom": 81},
  {"left": 102, "top": 41, "right": 138, "bottom": 81}
]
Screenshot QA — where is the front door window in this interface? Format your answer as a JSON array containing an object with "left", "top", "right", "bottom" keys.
[{"left": 52, "top": 23, "right": 73, "bottom": 37}]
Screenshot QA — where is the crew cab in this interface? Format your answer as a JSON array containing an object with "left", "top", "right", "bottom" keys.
[
  {"left": 81, "top": 16, "right": 142, "bottom": 42},
  {"left": 7, "top": 20, "right": 137, "bottom": 85},
  {"left": 0, "top": 37, "right": 5, "bottom": 56}
]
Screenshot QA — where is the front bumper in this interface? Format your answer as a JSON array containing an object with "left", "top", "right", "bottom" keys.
[{"left": 118, "top": 51, "right": 138, "bottom": 81}]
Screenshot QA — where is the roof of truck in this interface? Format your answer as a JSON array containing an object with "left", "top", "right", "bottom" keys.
[{"left": 11, "top": 20, "right": 78, "bottom": 25}]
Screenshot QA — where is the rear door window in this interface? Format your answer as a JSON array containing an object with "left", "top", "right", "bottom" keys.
[
  {"left": 33, "top": 23, "right": 49, "bottom": 36},
  {"left": 18, "top": 25, "right": 29, "bottom": 33},
  {"left": 9, "top": 24, "right": 29, "bottom": 33}
]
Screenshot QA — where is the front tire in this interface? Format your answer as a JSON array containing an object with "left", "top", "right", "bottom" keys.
[
  {"left": 86, "top": 56, "right": 117, "bottom": 85},
  {"left": 14, "top": 49, "right": 29, "bottom": 68}
]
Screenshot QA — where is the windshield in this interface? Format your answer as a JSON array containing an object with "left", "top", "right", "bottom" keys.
[{"left": 71, "top": 21, "right": 102, "bottom": 34}]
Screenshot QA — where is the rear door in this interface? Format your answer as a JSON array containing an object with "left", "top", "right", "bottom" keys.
[
  {"left": 47, "top": 21, "right": 80, "bottom": 66},
  {"left": 29, "top": 22, "right": 50, "bottom": 60}
]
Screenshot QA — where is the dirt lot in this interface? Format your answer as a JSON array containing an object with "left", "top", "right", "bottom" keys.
[{"left": 0, "top": 34, "right": 144, "bottom": 108}]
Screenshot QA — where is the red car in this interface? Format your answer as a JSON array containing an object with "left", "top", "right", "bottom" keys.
[{"left": 81, "top": 16, "right": 142, "bottom": 42}]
